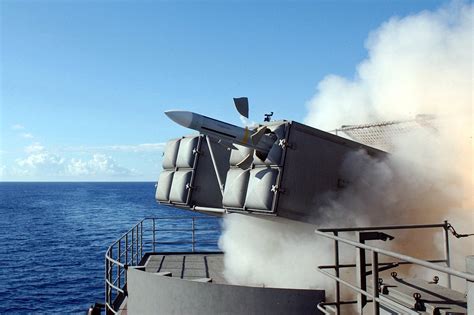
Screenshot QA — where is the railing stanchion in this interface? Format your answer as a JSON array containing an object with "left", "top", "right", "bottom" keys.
[
  {"left": 125, "top": 233, "right": 128, "bottom": 283},
  {"left": 372, "top": 251, "right": 380, "bottom": 315},
  {"left": 153, "top": 218, "right": 156, "bottom": 252},
  {"left": 334, "top": 232, "right": 340, "bottom": 315},
  {"left": 105, "top": 252, "right": 109, "bottom": 314},
  {"left": 140, "top": 220, "right": 144, "bottom": 260},
  {"left": 118, "top": 239, "right": 121, "bottom": 289},
  {"left": 108, "top": 247, "right": 112, "bottom": 309},
  {"left": 131, "top": 230, "right": 135, "bottom": 267},
  {"left": 136, "top": 225, "right": 139, "bottom": 265},
  {"left": 444, "top": 220, "right": 452, "bottom": 288}
]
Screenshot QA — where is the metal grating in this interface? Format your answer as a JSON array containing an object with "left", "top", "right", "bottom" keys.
[{"left": 332, "top": 114, "right": 438, "bottom": 151}]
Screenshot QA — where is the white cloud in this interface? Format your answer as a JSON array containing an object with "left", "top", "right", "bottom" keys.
[
  {"left": 20, "top": 132, "right": 34, "bottom": 139},
  {"left": 13, "top": 145, "right": 135, "bottom": 179},
  {"left": 11, "top": 124, "right": 24, "bottom": 130},
  {"left": 25, "top": 142, "right": 45, "bottom": 153},
  {"left": 67, "top": 154, "right": 133, "bottom": 177},
  {"left": 16, "top": 151, "right": 65, "bottom": 170}
]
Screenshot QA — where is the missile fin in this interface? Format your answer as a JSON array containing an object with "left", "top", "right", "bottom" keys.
[
  {"left": 251, "top": 126, "right": 267, "bottom": 145},
  {"left": 236, "top": 152, "right": 254, "bottom": 169},
  {"left": 255, "top": 150, "right": 268, "bottom": 162},
  {"left": 233, "top": 97, "right": 249, "bottom": 118}
]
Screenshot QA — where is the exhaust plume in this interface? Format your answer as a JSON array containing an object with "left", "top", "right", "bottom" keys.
[{"left": 219, "top": 1, "right": 473, "bottom": 293}]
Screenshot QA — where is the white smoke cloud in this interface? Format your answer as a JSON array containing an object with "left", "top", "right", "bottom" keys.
[
  {"left": 219, "top": 215, "right": 334, "bottom": 290},
  {"left": 305, "top": 2, "right": 472, "bottom": 131},
  {"left": 219, "top": 1, "right": 473, "bottom": 298}
]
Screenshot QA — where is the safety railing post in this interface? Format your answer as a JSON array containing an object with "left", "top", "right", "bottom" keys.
[
  {"left": 153, "top": 218, "right": 156, "bottom": 252},
  {"left": 333, "top": 232, "right": 340, "bottom": 315},
  {"left": 108, "top": 247, "right": 112, "bottom": 308},
  {"left": 372, "top": 251, "right": 380, "bottom": 315},
  {"left": 131, "top": 230, "right": 135, "bottom": 267},
  {"left": 140, "top": 221, "right": 143, "bottom": 260},
  {"left": 356, "top": 232, "right": 367, "bottom": 313},
  {"left": 444, "top": 220, "right": 452, "bottom": 288},
  {"left": 125, "top": 233, "right": 128, "bottom": 283},
  {"left": 105, "top": 252, "right": 109, "bottom": 313},
  {"left": 136, "top": 225, "right": 139, "bottom": 265},
  {"left": 117, "top": 240, "right": 121, "bottom": 289}
]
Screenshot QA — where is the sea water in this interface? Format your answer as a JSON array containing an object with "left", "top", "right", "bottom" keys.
[{"left": 0, "top": 182, "right": 219, "bottom": 314}]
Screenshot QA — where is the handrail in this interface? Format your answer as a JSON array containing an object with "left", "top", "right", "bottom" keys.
[
  {"left": 315, "top": 221, "right": 473, "bottom": 315},
  {"left": 318, "top": 222, "right": 446, "bottom": 232},
  {"left": 314, "top": 230, "right": 474, "bottom": 281},
  {"left": 104, "top": 216, "right": 221, "bottom": 315}
]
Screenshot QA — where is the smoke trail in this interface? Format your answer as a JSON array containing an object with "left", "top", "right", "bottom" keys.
[{"left": 219, "top": 1, "right": 473, "bottom": 294}]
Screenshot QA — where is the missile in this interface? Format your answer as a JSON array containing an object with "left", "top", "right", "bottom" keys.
[{"left": 165, "top": 110, "right": 276, "bottom": 162}]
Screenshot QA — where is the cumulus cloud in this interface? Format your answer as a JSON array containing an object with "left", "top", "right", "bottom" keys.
[
  {"left": 16, "top": 146, "right": 65, "bottom": 176},
  {"left": 67, "top": 154, "right": 133, "bottom": 177},
  {"left": 12, "top": 143, "right": 135, "bottom": 179}
]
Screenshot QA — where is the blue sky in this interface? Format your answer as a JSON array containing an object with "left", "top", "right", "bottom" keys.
[{"left": 0, "top": 0, "right": 448, "bottom": 181}]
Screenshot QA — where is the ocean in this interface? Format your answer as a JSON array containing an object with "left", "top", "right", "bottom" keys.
[{"left": 0, "top": 182, "right": 220, "bottom": 314}]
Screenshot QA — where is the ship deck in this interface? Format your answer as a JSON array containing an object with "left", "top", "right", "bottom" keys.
[
  {"left": 142, "top": 252, "right": 227, "bottom": 284},
  {"left": 117, "top": 252, "right": 226, "bottom": 315}
]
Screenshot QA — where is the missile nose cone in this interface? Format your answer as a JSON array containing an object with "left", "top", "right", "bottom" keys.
[{"left": 165, "top": 110, "right": 194, "bottom": 128}]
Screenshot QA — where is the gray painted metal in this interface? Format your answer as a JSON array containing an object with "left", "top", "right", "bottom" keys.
[
  {"left": 315, "top": 223, "right": 473, "bottom": 314},
  {"left": 157, "top": 120, "right": 385, "bottom": 224},
  {"left": 156, "top": 135, "right": 230, "bottom": 209},
  {"left": 380, "top": 277, "right": 468, "bottom": 314},
  {"left": 104, "top": 217, "right": 222, "bottom": 314},
  {"left": 127, "top": 267, "right": 325, "bottom": 315},
  {"left": 314, "top": 231, "right": 474, "bottom": 282},
  {"left": 276, "top": 121, "right": 384, "bottom": 224},
  {"left": 467, "top": 256, "right": 474, "bottom": 313}
]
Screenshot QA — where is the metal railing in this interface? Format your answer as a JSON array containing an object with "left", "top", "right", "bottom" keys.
[
  {"left": 315, "top": 221, "right": 474, "bottom": 315},
  {"left": 104, "top": 216, "right": 221, "bottom": 314}
]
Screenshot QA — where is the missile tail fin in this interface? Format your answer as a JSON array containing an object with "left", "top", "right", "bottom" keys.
[
  {"left": 236, "top": 152, "right": 254, "bottom": 169},
  {"left": 255, "top": 150, "right": 268, "bottom": 162},
  {"left": 251, "top": 126, "right": 267, "bottom": 145},
  {"left": 233, "top": 97, "right": 249, "bottom": 118}
]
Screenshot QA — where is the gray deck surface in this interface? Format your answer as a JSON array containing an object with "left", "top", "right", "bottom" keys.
[
  {"left": 144, "top": 253, "right": 228, "bottom": 284},
  {"left": 117, "top": 253, "right": 226, "bottom": 315}
]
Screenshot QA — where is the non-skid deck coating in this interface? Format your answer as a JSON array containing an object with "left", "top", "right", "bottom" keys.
[{"left": 143, "top": 253, "right": 228, "bottom": 284}]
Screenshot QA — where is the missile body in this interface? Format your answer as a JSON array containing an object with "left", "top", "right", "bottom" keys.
[{"left": 165, "top": 110, "right": 276, "bottom": 156}]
